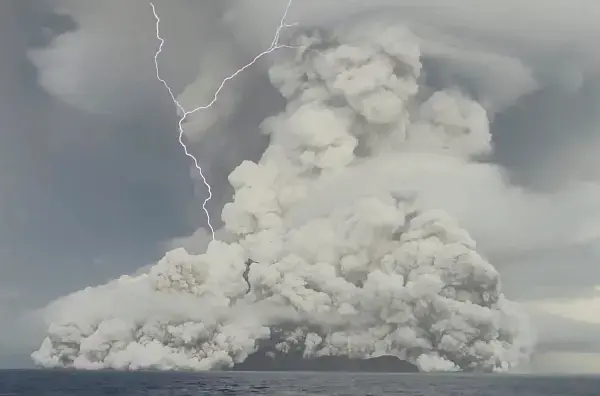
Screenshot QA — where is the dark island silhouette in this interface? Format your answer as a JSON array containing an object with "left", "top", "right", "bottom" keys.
[
  {"left": 232, "top": 351, "right": 418, "bottom": 372},
  {"left": 232, "top": 262, "right": 420, "bottom": 373}
]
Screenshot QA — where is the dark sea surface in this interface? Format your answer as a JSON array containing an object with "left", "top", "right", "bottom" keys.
[{"left": 1, "top": 370, "right": 599, "bottom": 396}]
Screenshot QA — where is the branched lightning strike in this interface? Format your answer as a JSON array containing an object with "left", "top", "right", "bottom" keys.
[{"left": 150, "top": 0, "right": 298, "bottom": 240}]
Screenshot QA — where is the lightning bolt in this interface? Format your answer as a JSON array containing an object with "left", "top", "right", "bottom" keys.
[{"left": 150, "top": 0, "right": 298, "bottom": 240}]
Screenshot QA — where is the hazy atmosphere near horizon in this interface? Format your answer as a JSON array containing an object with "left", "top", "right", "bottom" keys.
[{"left": 3, "top": 0, "right": 600, "bottom": 374}]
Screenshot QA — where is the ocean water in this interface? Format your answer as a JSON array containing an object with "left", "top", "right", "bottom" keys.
[{"left": 0, "top": 370, "right": 599, "bottom": 395}]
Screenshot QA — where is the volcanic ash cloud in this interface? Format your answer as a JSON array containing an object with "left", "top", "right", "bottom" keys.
[{"left": 31, "top": 22, "right": 533, "bottom": 372}]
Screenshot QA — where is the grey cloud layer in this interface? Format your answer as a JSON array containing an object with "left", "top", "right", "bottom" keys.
[
  {"left": 0, "top": 0, "right": 200, "bottom": 365},
  {"left": 3, "top": 0, "right": 600, "bottom": 370}
]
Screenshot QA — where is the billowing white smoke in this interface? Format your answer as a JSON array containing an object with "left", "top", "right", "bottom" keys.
[{"left": 31, "top": 22, "right": 533, "bottom": 372}]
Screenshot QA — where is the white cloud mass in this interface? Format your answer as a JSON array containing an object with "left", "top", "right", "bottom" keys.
[{"left": 31, "top": 18, "right": 536, "bottom": 373}]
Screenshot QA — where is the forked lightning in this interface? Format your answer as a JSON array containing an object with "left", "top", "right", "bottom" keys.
[{"left": 150, "top": 0, "right": 298, "bottom": 240}]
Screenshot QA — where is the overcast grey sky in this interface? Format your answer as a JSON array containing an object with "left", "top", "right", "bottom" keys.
[
  {"left": 3, "top": 0, "right": 600, "bottom": 371},
  {"left": 0, "top": 0, "right": 199, "bottom": 365}
]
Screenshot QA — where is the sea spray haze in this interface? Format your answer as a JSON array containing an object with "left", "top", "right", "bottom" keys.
[{"left": 31, "top": 19, "right": 534, "bottom": 373}]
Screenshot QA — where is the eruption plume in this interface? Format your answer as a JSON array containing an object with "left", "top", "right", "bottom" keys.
[{"left": 31, "top": 19, "right": 532, "bottom": 372}]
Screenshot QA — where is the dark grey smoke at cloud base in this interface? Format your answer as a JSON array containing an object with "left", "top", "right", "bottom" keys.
[{"left": 2, "top": 0, "right": 600, "bottom": 372}]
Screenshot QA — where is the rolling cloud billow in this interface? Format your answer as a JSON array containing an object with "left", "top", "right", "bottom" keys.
[{"left": 31, "top": 20, "right": 534, "bottom": 372}]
